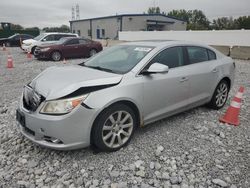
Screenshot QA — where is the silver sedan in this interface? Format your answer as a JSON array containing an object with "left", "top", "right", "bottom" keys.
[{"left": 16, "top": 41, "right": 235, "bottom": 151}]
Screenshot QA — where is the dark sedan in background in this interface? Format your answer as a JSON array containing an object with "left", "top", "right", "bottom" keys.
[
  {"left": 0, "top": 34, "right": 34, "bottom": 47},
  {"left": 34, "top": 37, "right": 103, "bottom": 61}
]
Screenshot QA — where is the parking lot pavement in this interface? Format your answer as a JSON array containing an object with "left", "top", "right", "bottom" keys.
[{"left": 0, "top": 47, "right": 249, "bottom": 188}]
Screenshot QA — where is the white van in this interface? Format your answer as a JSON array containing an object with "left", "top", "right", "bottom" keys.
[{"left": 21, "top": 32, "right": 78, "bottom": 53}]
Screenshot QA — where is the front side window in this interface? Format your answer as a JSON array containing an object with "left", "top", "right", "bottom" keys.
[
  {"left": 43, "top": 35, "right": 55, "bottom": 41},
  {"left": 150, "top": 47, "right": 184, "bottom": 68},
  {"left": 34, "top": 33, "right": 47, "bottom": 41},
  {"left": 83, "top": 45, "right": 153, "bottom": 74},
  {"left": 187, "top": 46, "right": 209, "bottom": 64}
]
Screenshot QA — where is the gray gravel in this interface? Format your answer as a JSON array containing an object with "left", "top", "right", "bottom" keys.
[{"left": 0, "top": 47, "right": 250, "bottom": 188}]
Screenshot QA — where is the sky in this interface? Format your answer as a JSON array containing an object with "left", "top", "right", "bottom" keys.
[{"left": 0, "top": 0, "right": 250, "bottom": 28}]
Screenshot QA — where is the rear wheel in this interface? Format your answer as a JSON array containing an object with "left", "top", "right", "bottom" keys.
[
  {"left": 51, "top": 51, "right": 62, "bottom": 61},
  {"left": 208, "top": 80, "right": 229, "bottom": 110},
  {"left": 89, "top": 49, "right": 97, "bottom": 57},
  {"left": 92, "top": 104, "right": 136, "bottom": 152}
]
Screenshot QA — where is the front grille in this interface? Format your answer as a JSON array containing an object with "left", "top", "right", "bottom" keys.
[{"left": 23, "top": 85, "right": 45, "bottom": 112}]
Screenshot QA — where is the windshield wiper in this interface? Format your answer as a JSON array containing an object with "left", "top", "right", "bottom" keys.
[
  {"left": 78, "top": 62, "right": 85, "bottom": 66},
  {"left": 85, "top": 66, "right": 115, "bottom": 73}
]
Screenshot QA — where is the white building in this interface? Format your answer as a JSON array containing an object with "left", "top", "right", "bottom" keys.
[{"left": 69, "top": 14, "right": 187, "bottom": 39}]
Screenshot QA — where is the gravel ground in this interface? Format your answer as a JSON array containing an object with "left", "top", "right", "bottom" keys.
[{"left": 0, "top": 47, "right": 249, "bottom": 188}]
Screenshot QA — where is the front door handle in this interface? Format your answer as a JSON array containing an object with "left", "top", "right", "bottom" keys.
[
  {"left": 179, "top": 77, "right": 188, "bottom": 82},
  {"left": 212, "top": 68, "right": 218, "bottom": 73}
]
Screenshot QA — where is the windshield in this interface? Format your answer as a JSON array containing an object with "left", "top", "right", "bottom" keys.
[
  {"left": 83, "top": 45, "right": 153, "bottom": 74},
  {"left": 34, "top": 33, "right": 47, "bottom": 41}
]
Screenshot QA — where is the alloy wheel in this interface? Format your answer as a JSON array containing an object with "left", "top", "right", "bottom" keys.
[
  {"left": 90, "top": 49, "right": 97, "bottom": 57},
  {"left": 51, "top": 51, "right": 61, "bottom": 61},
  {"left": 102, "top": 111, "right": 133, "bottom": 149},
  {"left": 215, "top": 82, "right": 228, "bottom": 107}
]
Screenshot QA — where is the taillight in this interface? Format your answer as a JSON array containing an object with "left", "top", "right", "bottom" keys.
[{"left": 233, "top": 62, "right": 236, "bottom": 69}]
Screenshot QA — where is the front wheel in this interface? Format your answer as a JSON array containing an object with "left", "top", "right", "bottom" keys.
[
  {"left": 51, "top": 51, "right": 62, "bottom": 61},
  {"left": 31, "top": 46, "right": 37, "bottom": 54},
  {"left": 92, "top": 104, "right": 136, "bottom": 152},
  {"left": 208, "top": 80, "right": 229, "bottom": 110}
]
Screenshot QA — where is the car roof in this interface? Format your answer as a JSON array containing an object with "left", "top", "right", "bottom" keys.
[
  {"left": 120, "top": 40, "right": 212, "bottom": 49},
  {"left": 42, "top": 32, "right": 77, "bottom": 35},
  {"left": 61, "top": 37, "right": 90, "bottom": 40}
]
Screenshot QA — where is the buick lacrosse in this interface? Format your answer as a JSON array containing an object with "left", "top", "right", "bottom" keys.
[{"left": 16, "top": 41, "right": 235, "bottom": 151}]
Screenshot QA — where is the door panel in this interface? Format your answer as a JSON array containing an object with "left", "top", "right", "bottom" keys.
[
  {"left": 143, "top": 67, "right": 190, "bottom": 124},
  {"left": 79, "top": 39, "right": 90, "bottom": 57},
  {"left": 185, "top": 61, "right": 219, "bottom": 106},
  {"left": 185, "top": 46, "right": 219, "bottom": 106},
  {"left": 62, "top": 39, "right": 80, "bottom": 58}
]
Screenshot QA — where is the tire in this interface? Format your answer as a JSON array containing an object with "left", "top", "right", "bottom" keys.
[
  {"left": 31, "top": 46, "right": 37, "bottom": 54},
  {"left": 208, "top": 80, "right": 229, "bottom": 110},
  {"left": 89, "top": 49, "right": 97, "bottom": 57},
  {"left": 51, "top": 51, "right": 62, "bottom": 61},
  {"left": 92, "top": 104, "right": 136, "bottom": 152}
]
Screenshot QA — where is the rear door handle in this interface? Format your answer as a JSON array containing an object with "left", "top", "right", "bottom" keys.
[
  {"left": 212, "top": 68, "right": 218, "bottom": 73},
  {"left": 179, "top": 77, "right": 188, "bottom": 82}
]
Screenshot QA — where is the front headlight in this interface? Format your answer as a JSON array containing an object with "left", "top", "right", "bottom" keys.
[
  {"left": 41, "top": 47, "right": 50, "bottom": 52},
  {"left": 40, "top": 94, "right": 88, "bottom": 115},
  {"left": 25, "top": 43, "right": 32, "bottom": 46}
]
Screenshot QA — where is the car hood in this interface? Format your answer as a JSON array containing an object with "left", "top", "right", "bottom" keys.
[
  {"left": 0, "top": 38, "right": 7, "bottom": 41},
  {"left": 30, "top": 65, "right": 123, "bottom": 100},
  {"left": 23, "top": 39, "right": 36, "bottom": 44}
]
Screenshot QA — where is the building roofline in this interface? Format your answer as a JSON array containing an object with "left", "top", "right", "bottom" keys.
[
  {"left": 146, "top": 19, "right": 175, "bottom": 24},
  {"left": 69, "top": 13, "right": 187, "bottom": 23}
]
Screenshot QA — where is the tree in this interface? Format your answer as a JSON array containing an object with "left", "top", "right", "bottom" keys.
[
  {"left": 168, "top": 9, "right": 190, "bottom": 23},
  {"left": 235, "top": 16, "right": 250, "bottom": 29},
  {"left": 188, "top": 10, "right": 210, "bottom": 30},
  {"left": 211, "top": 17, "right": 236, "bottom": 30},
  {"left": 26, "top": 27, "right": 40, "bottom": 31},
  {"left": 167, "top": 9, "right": 210, "bottom": 30},
  {"left": 11, "top": 24, "right": 24, "bottom": 30},
  {"left": 42, "top": 25, "right": 70, "bottom": 32},
  {"left": 147, "top": 7, "right": 161, "bottom": 14}
]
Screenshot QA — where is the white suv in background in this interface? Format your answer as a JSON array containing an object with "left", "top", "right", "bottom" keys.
[{"left": 21, "top": 32, "right": 78, "bottom": 53}]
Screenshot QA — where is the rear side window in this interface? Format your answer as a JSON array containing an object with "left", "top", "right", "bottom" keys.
[
  {"left": 55, "top": 35, "right": 64, "bottom": 40},
  {"left": 151, "top": 47, "right": 184, "bottom": 68},
  {"left": 208, "top": 49, "right": 216, "bottom": 60},
  {"left": 187, "top": 46, "right": 209, "bottom": 64},
  {"left": 65, "top": 39, "right": 79, "bottom": 45},
  {"left": 79, "top": 39, "right": 89, "bottom": 44},
  {"left": 66, "top": 34, "right": 77, "bottom": 37}
]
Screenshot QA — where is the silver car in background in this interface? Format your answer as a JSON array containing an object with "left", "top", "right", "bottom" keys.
[{"left": 16, "top": 41, "right": 235, "bottom": 151}]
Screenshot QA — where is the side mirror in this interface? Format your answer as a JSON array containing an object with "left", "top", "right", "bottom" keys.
[
  {"left": 42, "top": 38, "right": 47, "bottom": 42},
  {"left": 142, "top": 63, "right": 169, "bottom": 75}
]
